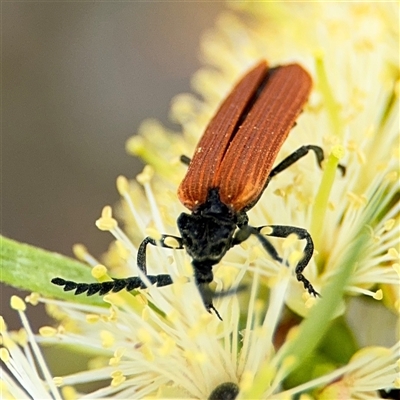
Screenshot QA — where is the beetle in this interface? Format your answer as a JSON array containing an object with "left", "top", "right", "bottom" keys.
[{"left": 52, "top": 60, "right": 343, "bottom": 318}]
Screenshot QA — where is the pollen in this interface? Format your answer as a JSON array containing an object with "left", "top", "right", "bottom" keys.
[
  {"left": 145, "top": 226, "right": 162, "bottom": 241},
  {"left": 383, "top": 219, "right": 395, "bottom": 231},
  {"left": 109, "top": 347, "right": 126, "bottom": 365},
  {"left": 109, "top": 356, "right": 120, "bottom": 366},
  {"left": 39, "top": 326, "right": 58, "bottom": 337},
  {"left": 136, "top": 165, "right": 154, "bottom": 185},
  {"left": 100, "top": 330, "right": 115, "bottom": 348},
  {"left": 25, "top": 292, "right": 40, "bottom": 306},
  {"left": 16, "top": 329, "right": 27, "bottom": 346},
  {"left": 114, "top": 240, "right": 130, "bottom": 259},
  {"left": 111, "top": 373, "right": 126, "bottom": 387},
  {"left": 86, "top": 314, "right": 100, "bottom": 323},
  {"left": 0, "top": 348, "right": 10, "bottom": 363},
  {"left": 346, "top": 191, "right": 367, "bottom": 208},
  {"left": 141, "top": 345, "right": 155, "bottom": 362},
  {"left": 61, "top": 386, "right": 77, "bottom": 400},
  {"left": 0, "top": 316, "right": 6, "bottom": 332},
  {"left": 164, "top": 236, "right": 180, "bottom": 248},
  {"left": 96, "top": 206, "right": 118, "bottom": 231},
  {"left": 10, "top": 296, "right": 26, "bottom": 311},
  {"left": 388, "top": 248, "right": 399, "bottom": 259},
  {"left": 126, "top": 135, "right": 145, "bottom": 156},
  {"left": 111, "top": 370, "right": 123, "bottom": 378},
  {"left": 116, "top": 175, "right": 129, "bottom": 196},
  {"left": 72, "top": 243, "right": 89, "bottom": 261}
]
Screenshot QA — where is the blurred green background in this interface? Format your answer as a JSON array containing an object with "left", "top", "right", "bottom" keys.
[{"left": 2, "top": 2, "right": 226, "bottom": 329}]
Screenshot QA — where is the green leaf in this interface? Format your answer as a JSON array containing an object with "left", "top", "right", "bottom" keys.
[{"left": 1, "top": 236, "right": 104, "bottom": 306}]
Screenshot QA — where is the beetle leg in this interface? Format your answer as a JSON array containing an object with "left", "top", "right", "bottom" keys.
[
  {"left": 269, "top": 144, "right": 346, "bottom": 179},
  {"left": 232, "top": 225, "right": 284, "bottom": 264},
  {"left": 137, "top": 235, "right": 184, "bottom": 275},
  {"left": 51, "top": 274, "right": 174, "bottom": 296},
  {"left": 255, "top": 224, "right": 318, "bottom": 296},
  {"left": 52, "top": 235, "right": 184, "bottom": 297}
]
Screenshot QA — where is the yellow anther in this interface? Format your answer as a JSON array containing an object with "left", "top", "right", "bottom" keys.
[
  {"left": 111, "top": 375, "right": 126, "bottom": 387},
  {"left": 72, "top": 243, "right": 88, "bottom": 261},
  {"left": 10, "top": 296, "right": 26, "bottom": 311},
  {"left": 109, "top": 357, "right": 120, "bottom": 366},
  {"left": 116, "top": 175, "right": 129, "bottom": 196},
  {"left": 86, "top": 314, "right": 100, "bottom": 323},
  {"left": 388, "top": 248, "right": 399, "bottom": 259},
  {"left": 16, "top": 329, "right": 28, "bottom": 346},
  {"left": 346, "top": 192, "right": 367, "bottom": 208},
  {"left": 0, "top": 348, "right": 10, "bottom": 363},
  {"left": 100, "top": 330, "right": 115, "bottom": 348},
  {"left": 111, "top": 370, "right": 123, "bottom": 378},
  {"left": 145, "top": 226, "right": 162, "bottom": 241},
  {"left": 102, "top": 205, "right": 113, "bottom": 218},
  {"left": 126, "top": 135, "right": 145, "bottom": 156},
  {"left": 39, "top": 326, "right": 58, "bottom": 337},
  {"left": 392, "top": 263, "right": 400, "bottom": 276},
  {"left": 115, "top": 240, "right": 130, "bottom": 259},
  {"left": 164, "top": 236, "right": 180, "bottom": 248},
  {"left": 0, "top": 316, "right": 6, "bottom": 332},
  {"left": 96, "top": 206, "right": 118, "bottom": 231},
  {"left": 25, "top": 292, "right": 40, "bottom": 306},
  {"left": 136, "top": 165, "right": 154, "bottom": 185},
  {"left": 61, "top": 386, "right": 77, "bottom": 400},
  {"left": 395, "top": 377, "right": 400, "bottom": 389},
  {"left": 373, "top": 289, "right": 383, "bottom": 300},
  {"left": 384, "top": 219, "right": 395, "bottom": 231}
]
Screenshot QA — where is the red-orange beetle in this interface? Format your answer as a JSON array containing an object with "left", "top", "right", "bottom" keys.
[{"left": 53, "top": 60, "right": 342, "bottom": 318}]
